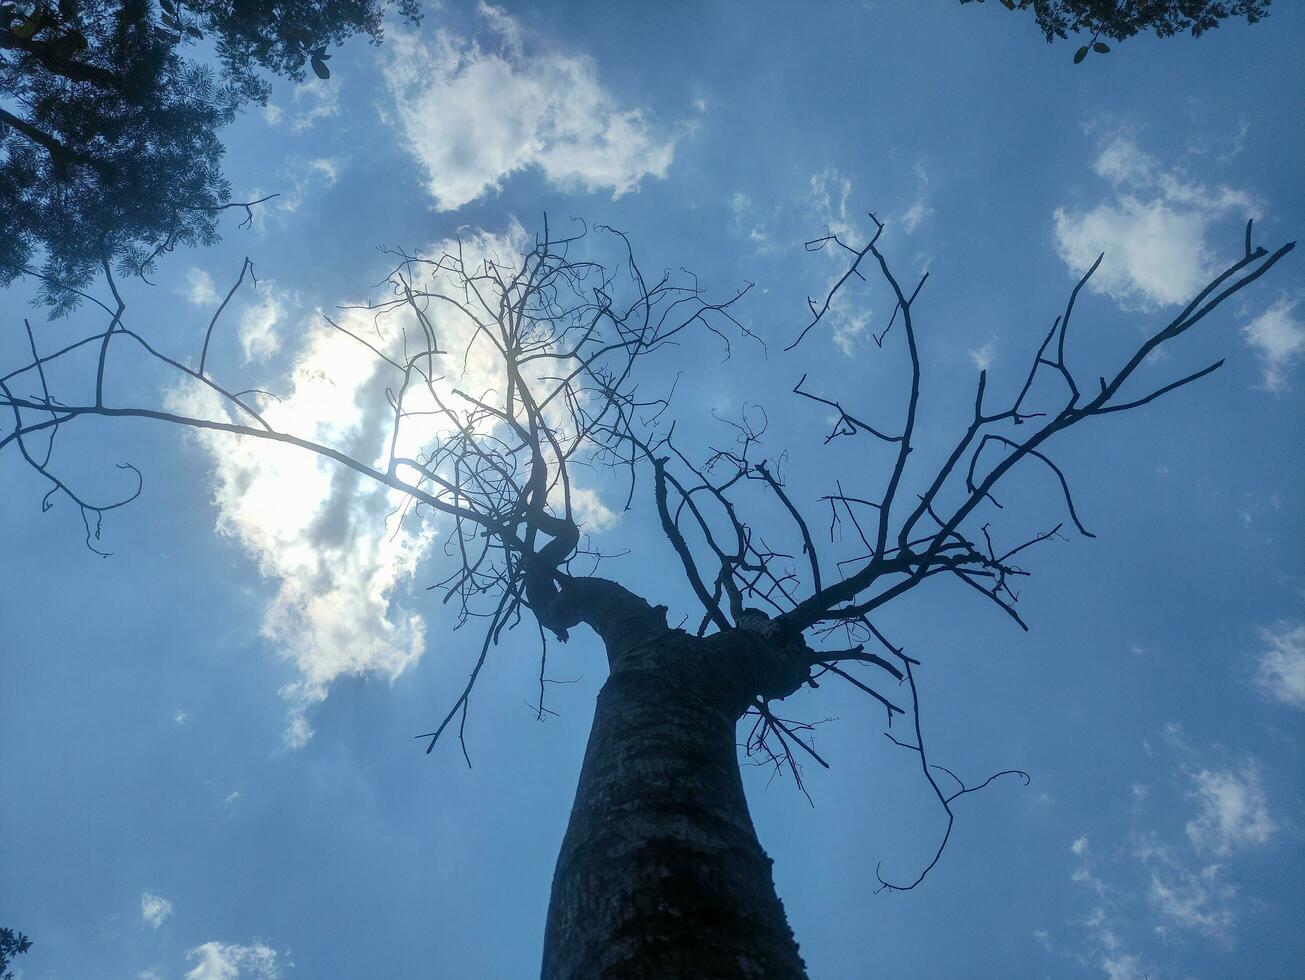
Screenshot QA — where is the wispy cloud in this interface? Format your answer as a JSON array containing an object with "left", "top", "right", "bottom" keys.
[
  {"left": 140, "top": 892, "right": 173, "bottom": 930},
  {"left": 1241, "top": 298, "right": 1304, "bottom": 392},
  {"left": 897, "top": 163, "right": 933, "bottom": 234},
  {"left": 728, "top": 192, "right": 778, "bottom": 254},
  {"left": 263, "top": 77, "right": 341, "bottom": 134},
  {"left": 1047, "top": 728, "right": 1280, "bottom": 971},
  {"left": 808, "top": 168, "right": 872, "bottom": 356},
  {"left": 968, "top": 338, "right": 996, "bottom": 371},
  {"left": 1254, "top": 621, "right": 1305, "bottom": 709},
  {"left": 184, "top": 941, "right": 285, "bottom": 980},
  {"left": 1053, "top": 135, "right": 1259, "bottom": 310},
  {"left": 382, "top": 3, "right": 677, "bottom": 212}
]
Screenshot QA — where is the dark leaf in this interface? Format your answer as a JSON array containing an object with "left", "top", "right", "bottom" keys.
[
  {"left": 1093, "top": 41, "right": 1110, "bottom": 53},
  {"left": 1073, "top": 44, "right": 1089, "bottom": 63},
  {"left": 10, "top": 8, "right": 43, "bottom": 38},
  {"left": 310, "top": 54, "right": 330, "bottom": 79}
]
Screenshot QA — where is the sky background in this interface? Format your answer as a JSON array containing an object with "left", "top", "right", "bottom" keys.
[{"left": 3, "top": 2, "right": 1304, "bottom": 978}]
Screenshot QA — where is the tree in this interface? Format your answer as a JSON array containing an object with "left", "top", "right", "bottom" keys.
[
  {"left": 962, "top": 0, "right": 1272, "bottom": 61},
  {"left": 0, "top": 215, "right": 1292, "bottom": 976},
  {"left": 0, "top": 927, "right": 32, "bottom": 980},
  {"left": 0, "top": 0, "right": 420, "bottom": 314}
]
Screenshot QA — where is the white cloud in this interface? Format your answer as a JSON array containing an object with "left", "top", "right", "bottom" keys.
[
  {"left": 1070, "top": 835, "right": 1089, "bottom": 856},
  {"left": 140, "top": 892, "right": 173, "bottom": 930},
  {"left": 968, "top": 338, "right": 996, "bottom": 371},
  {"left": 571, "top": 486, "right": 618, "bottom": 533},
  {"left": 184, "top": 941, "right": 284, "bottom": 980},
  {"left": 236, "top": 286, "right": 287, "bottom": 364},
  {"left": 1184, "top": 764, "right": 1276, "bottom": 856},
  {"left": 174, "top": 710, "right": 188, "bottom": 724},
  {"left": 382, "top": 3, "right": 676, "bottom": 212},
  {"left": 1254, "top": 621, "right": 1305, "bottom": 708},
  {"left": 1053, "top": 135, "right": 1259, "bottom": 310},
  {"left": 1242, "top": 298, "right": 1304, "bottom": 392},
  {"left": 185, "top": 269, "right": 218, "bottom": 306},
  {"left": 166, "top": 223, "right": 562, "bottom": 746}
]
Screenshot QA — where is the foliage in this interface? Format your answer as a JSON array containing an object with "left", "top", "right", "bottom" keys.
[
  {"left": 963, "top": 0, "right": 1272, "bottom": 61},
  {"left": 0, "top": 0, "right": 420, "bottom": 314},
  {"left": 0, "top": 927, "right": 32, "bottom": 980}
]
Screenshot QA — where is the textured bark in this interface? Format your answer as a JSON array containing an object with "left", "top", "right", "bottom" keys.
[{"left": 542, "top": 599, "right": 809, "bottom": 979}]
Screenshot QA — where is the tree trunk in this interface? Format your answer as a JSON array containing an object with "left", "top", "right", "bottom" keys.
[{"left": 541, "top": 623, "right": 809, "bottom": 979}]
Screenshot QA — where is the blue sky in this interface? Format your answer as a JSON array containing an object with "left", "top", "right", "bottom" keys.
[{"left": 2, "top": 2, "right": 1304, "bottom": 977}]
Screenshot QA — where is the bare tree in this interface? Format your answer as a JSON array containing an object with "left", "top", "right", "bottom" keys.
[{"left": 0, "top": 215, "right": 1292, "bottom": 977}]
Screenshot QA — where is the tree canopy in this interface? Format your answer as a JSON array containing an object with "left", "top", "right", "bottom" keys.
[
  {"left": 0, "top": 0, "right": 420, "bottom": 314},
  {"left": 964, "top": 0, "right": 1272, "bottom": 61}
]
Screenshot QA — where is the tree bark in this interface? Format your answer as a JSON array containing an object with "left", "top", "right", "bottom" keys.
[{"left": 542, "top": 609, "right": 809, "bottom": 979}]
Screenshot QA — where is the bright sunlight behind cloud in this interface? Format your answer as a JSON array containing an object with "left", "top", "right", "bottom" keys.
[{"left": 167, "top": 221, "right": 614, "bottom": 747}]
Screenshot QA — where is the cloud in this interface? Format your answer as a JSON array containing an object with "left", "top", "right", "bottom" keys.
[
  {"left": 241, "top": 158, "right": 341, "bottom": 234},
  {"left": 167, "top": 311, "right": 434, "bottom": 747},
  {"left": 1148, "top": 863, "right": 1238, "bottom": 942},
  {"left": 263, "top": 77, "right": 341, "bottom": 134},
  {"left": 184, "top": 941, "right": 284, "bottom": 980},
  {"left": 968, "top": 338, "right": 996, "bottom": 371},
  {"left": 898, "top": 163, "right": 933, "bottom": 234},
  {"left": 1101, "top": 953, "right": 1145, "bottom": 980},
  {"left": 809, "top": 168, "right": 859, "bottom": 244},
  {"left": 1051, "top": 732, "right": 1280, "bottom": 968},
  {"left": 728, "top": 192, "right": 777, "bottom": 254},
  {"left": 1241, "top": 298, "right": 1304, "bottom": 392},
  {"left": 236, "top": 285, "right": 288, "bottom": 364},
  {"left": 571, "top": 486, "right": 618, "bottom": 533},
  {"left": 382, "top": 3, "right": 677, "bottom": 211},
  {"left": 1254, "top": 621, "right": 1305, "bottom": 709},
  {"left": 1053, "top": 135, "right": 1259, "bottom": 310},
  {"left": 184, "top": 269, "right": 218, "bottom": 306},
  {"left": 166, "top": 223, "right": 565, "bottom": 746},
  {"left": 275, "top": 158, "right": 341, "bottom": 216},
  {"left": 1185, "top": 764, "right": 1277, "bottom": 856},
  {"left": 140, "top": 892, "right": 173, "bottom": 930},
  {"left": 808, "top": 169, "right": 873, "bottom": 356}
]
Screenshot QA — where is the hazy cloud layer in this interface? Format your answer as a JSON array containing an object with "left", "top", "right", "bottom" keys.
[{"left": 383, "top": 3, "right": 676, "bottom": 211}]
